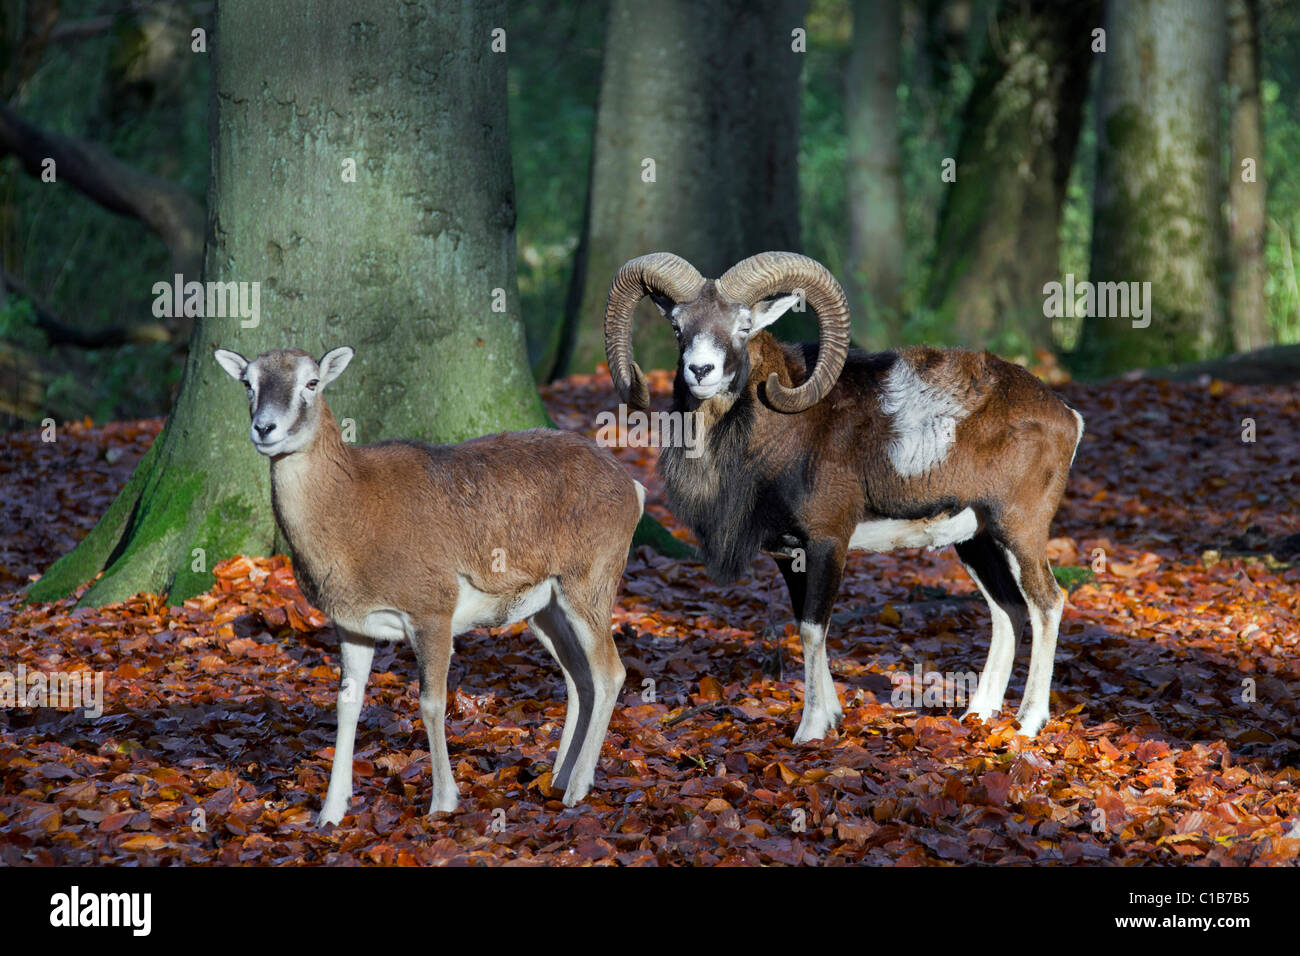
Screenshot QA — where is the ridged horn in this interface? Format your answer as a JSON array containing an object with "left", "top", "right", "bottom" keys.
[
  {"left": 603, "top": 253, "right": 707, "bottom": 409},
  {"left": 717, "top": 251, "right": 851, "bottom": 413}
]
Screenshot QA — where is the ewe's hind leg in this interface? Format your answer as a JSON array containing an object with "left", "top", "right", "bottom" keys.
[
  {"left": 529, "top": 590, "right": 584, "bottom": 784},
  {"left": 780, "top": 542, "right": 845, "bottom": 744},
  {"left": 319, "top": 628, "right": 375, "bottom": 826},
  {"left": 411, "top": 617, "right": 459, "bottom": 814},
  {"left": 544, "top": 579, "right": 624, "bottom": 806},
  {"left": 954, "top": 534, "right": 1028, "bottom": 722}
]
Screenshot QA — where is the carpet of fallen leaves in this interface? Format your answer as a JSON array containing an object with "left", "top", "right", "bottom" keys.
[{"left": 1, "top": 369, "right": 1298, "bottom": 866}]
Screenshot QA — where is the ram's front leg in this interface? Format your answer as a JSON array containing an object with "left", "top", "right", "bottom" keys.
[
  {"left": 779, "top": 540, "right": 846, "bottom": 744},
  {"left": 319, "top": 628, "right": 376, "bottom": 826}
]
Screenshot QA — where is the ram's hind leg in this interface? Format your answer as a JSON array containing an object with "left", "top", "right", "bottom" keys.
[
  {"left": 780, "top": 541, "right": 846, "bottom": 744},
  {"left": 1002, "top": 542, "right": 1065, "bottom": 737},
  {"left": 955, "top": 533, "right": 1028, "bottom": 723}
]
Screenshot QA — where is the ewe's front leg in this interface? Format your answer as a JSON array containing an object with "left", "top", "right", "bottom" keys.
[
  {"left": 413, "top": 617, "right": 459, "bottom": 814},
  {"left": 779, "top": 542, "right": 846, "bottom": 744},
  {"left": 319, "top": 628, "right": 376, "bottom": 826}
]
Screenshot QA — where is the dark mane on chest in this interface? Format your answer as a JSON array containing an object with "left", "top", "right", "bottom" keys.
[{"left": 659, "top": 390, "right": 807, "bottom": 582}]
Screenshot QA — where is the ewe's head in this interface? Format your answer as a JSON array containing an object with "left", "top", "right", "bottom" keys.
[
  {"left": 603, "top": 251, "right": 851, "bottom": 412},
  {"left": 213, "top": 346, "right": 353, "bottom": 457}
]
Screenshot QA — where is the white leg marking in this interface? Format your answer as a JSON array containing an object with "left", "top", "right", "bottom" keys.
[
  {"left": 1016, "top": 582, "right": 1064, "bottom": 737},
  {"left": 959, "top": 563, "right": 1023, "bottom": 722},
  {"left": 794, "top": 622, "right": 839, "bottom": 743},
  {"left": 319, "top": 629, "right": 376, "bottom": 826}
]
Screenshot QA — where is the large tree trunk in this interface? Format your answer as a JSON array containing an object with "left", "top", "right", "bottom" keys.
[
  {"left": 1227, "top": 0, "right": 1268, "bottom": 351},
  {"left": 1077, "top": 0, "right": 1228, "bottom": 374},
  {"left": 926, "top": 0, "right": 1098, "bottom": 353},
  {"left": 845, "top": 0, "right": 904, "bottom": 348},
  {"left": 559, "top": 0, "right": 810, "bottom": 377},
  {"left": 28, "top": 0, "right": 547, "bottom": 607}
]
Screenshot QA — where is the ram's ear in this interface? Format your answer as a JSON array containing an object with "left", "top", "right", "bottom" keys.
[
  {"left": 648, "top": 292, "right": 678, "bottom": 318},
  {"left": 213, "top": 348, "right": 248, "bottom": 381},
  {"left": 740, "top": 294, "right": 803, "bottom": 337},
  {"left": 317, "top": 346, "right": 354, "bottom": 387}
]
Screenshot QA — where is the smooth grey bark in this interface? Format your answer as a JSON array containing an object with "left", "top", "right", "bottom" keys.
[
  {"left": 1227, "top": 0, "right": 1269, "bottom": 350},
  {"left": 29, "top": 0, "right": 547, "bottom": 607},
  {"left": 845, "top": 0, "right": 905, "bottom": 349},
  {"left": 561, "top": 0, "right": 810, "bottom": 376},
  {"left": 1077, "top": 0, "right": 1228, "bottom": 374}
]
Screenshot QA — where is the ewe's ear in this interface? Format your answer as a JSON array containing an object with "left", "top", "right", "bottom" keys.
[
  {"left": 317, "top": 346, "right": 354, "bottom": 387},
  {"left": 213, "top": 348, "right": 248, "bottom": 381},
  {"left": 742, "top": 294, "right": 803, "bottom": 337}
]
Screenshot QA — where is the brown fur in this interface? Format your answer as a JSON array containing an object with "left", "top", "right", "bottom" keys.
[{"left": 271, "top": 403, "right": 642, "bottom": 640}]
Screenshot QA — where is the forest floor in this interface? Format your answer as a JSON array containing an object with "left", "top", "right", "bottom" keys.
[{"left": 1, "top": 369, "right": 1299, "bottom": 865}]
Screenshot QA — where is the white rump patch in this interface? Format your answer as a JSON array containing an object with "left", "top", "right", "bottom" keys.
[
  {"left": 1069, "top": 408, "right": 1085, "bottom": 466},
  {"left": 849, "top": 508, "right": 979, "bottom": 553},
  {"left": 879, "top": 358, "right": 969, "bottom": 478}
]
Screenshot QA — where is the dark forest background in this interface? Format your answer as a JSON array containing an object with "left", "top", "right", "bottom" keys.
[{"left": 1, "top": 0, "right": 1296, "bottom": 427}]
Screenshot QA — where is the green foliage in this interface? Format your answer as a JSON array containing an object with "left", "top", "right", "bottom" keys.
[
  {"left": 507, "top": 0, "right": 607, "bottom": 378},
  {"left": 0, "top": 295, "right": 41, "bottom": 349},
  {"left": 1, "top": 1, "right": 208, "bottom": 425},
  {"left": 1053, "top": 565, "right": 1095, "bottom": 593}
]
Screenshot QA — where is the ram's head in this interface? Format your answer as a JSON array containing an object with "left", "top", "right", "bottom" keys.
[{"left": 603, "top": 251, "right": 852, "bottom": 412}]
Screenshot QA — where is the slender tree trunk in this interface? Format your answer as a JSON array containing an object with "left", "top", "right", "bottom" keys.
[
  {"left": 927, "top": 0, "right": 1099, "bottom": 354},
  {"left": 28, "top": 0, "right": 546, "bottom": 607},
  {"left": 845, "top": 0, "right": 904, "bottom": 348},
  {"left": 1077, "top": 0, "right": 1228, "bottom": 374},
  {"left": 560, "top": 0, "right": 809, "bottom": 376},
  {"left": 1227, "top": 0, "right": 1269, "bottom": 351}
]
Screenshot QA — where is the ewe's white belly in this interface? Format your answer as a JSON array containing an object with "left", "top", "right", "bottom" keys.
[
  {"left": 342, "top": 578, "right": 555, "bottom": 642},
  {"left": 849, "top": 508, "right": 979, "bottom": 552},
  {"left": 450, "top": 575, "right": 553, "bottom": 636}
]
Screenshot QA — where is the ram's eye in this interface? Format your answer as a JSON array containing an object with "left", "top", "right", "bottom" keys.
[{"left": 306, "top": 379, "right": 319, "bottom": 391}]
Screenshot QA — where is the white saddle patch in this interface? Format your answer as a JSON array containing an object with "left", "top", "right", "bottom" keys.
[
  {"left": 879, "top": 358, "right": 969, "bottom": 478},
  {"left": 849, "top": 508, "right": 979, "bottom": 552}
]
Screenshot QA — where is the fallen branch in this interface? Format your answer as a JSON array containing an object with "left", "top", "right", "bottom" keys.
[{"left": 0, "top": 102, "right": 204, "bottom": 276}]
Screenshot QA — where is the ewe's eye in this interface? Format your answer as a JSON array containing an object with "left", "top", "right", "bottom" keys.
[{"left": 306, "top": 379, "right": 319, "bottom": 391}]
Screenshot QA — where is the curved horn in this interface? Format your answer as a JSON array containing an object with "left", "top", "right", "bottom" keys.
[
  {"left": 603, "top": 252, "right": 706, "bottom": 409},
  {"left": 717, "top": 251, "right": 851, "bottom": 413}
]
